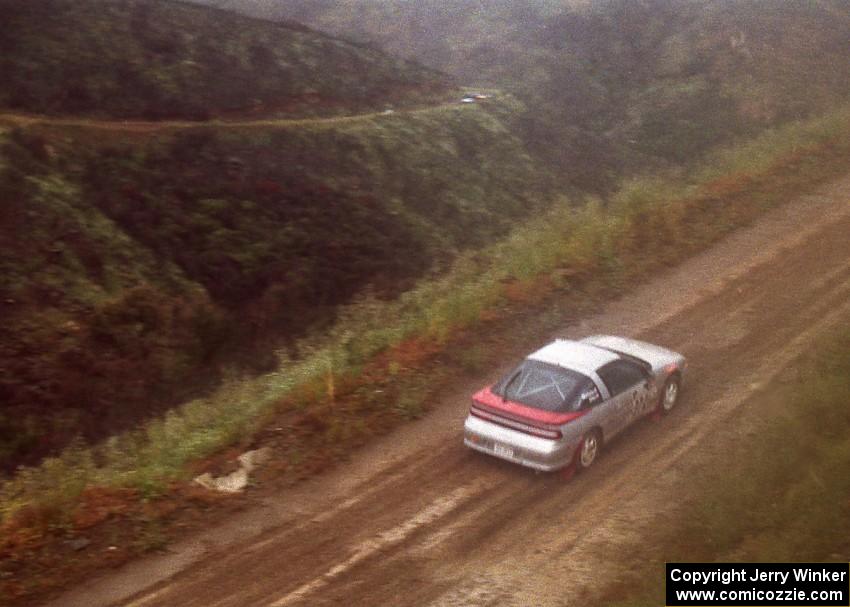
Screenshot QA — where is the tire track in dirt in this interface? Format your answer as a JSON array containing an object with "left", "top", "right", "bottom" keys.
[
  {"left": 48, "top": 174, "right": 850, "bottom": 607},
  {"left": 287, "top": 214, "right": 850, "bottom": 607}
]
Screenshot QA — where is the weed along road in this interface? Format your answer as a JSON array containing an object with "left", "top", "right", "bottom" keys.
[{"left": 52, "top": 175, "right": 850, "bottom": 607}]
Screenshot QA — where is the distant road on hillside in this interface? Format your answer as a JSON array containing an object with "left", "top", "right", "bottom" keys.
[{"left": 0, "top": 97, "right": 485, "bottom": 133}]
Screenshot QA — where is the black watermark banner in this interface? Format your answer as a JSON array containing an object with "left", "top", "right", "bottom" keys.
[{"left": 666, "top": 563, "right": 849, "bottom": 606}]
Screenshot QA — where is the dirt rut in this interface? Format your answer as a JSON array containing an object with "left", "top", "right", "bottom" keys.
[{"left": 50, "top": 175, "right": 850, "bottom": 607}]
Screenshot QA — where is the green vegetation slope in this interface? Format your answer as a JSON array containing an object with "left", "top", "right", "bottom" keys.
[
  {"left": 210, "top": 0, "right": 850, "bottom": 189},
  {"left": 0, "top": 0, "right": 453, "bottom": 119},
  {"left": 0, "top": 0, "right": 507, "bottom": 469},
  {"left": 0, "top": 97, "right": 551, "bottom": 470},
  {"left": 1, "top": 2, "right": 850, "bottom": 600},
  {"left": 4, "top": 0, "right": 850, "bottom": 473}
]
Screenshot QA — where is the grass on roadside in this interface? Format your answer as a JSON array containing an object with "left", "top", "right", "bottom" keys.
[
  {"left": 604, "top": 325, "right": 850, "bottom": 607},
  {"left": 2, "top": 105, "right": 850, "bottom": 592}
]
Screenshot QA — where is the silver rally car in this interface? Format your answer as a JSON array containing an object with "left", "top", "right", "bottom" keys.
[{"left": 463, "top": 336, "right": 686, "bottom": 474}]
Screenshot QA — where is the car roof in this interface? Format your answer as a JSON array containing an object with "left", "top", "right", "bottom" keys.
[
  {"left": 580, "top": 335, "right": 673, "bottom": 367},
  {"left": 527, "top": 339, "right": 619, "bottom": 375}
]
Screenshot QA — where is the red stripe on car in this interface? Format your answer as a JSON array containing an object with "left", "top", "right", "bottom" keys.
[{"left": 473, "top": 387, "right": 585, "bottom": 426}]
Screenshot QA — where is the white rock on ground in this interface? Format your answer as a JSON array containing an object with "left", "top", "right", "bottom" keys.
[{"left": 193, "top": 447, "right": 272, "bottom": 493}]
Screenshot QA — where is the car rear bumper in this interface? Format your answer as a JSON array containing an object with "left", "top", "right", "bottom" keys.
[{"left": 463, "top": 415, "right": 578, "bottom": 472}]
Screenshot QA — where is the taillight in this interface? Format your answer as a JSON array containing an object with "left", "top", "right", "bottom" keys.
[
  {"left": 470, "top": 404, "right": 563, "bottom": 439},
  {"left": 526, "top": 425, "right": 562, "bottom": 440}
]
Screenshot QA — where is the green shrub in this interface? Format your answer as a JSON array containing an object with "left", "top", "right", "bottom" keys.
[{"left": 2, "top": 103, "right": 850, "bottom": 532}]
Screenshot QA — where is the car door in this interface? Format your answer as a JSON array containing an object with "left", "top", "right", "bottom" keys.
[
  {"left": 621, "top": 363, "right": 654, "bottom": 425},
  {"left": 596, "top": 360, "right": 651, "bottom": 437}
]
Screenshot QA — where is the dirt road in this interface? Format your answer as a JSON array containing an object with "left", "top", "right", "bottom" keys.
[
  {"left": 0, "top": 101, "right": 467, "bottom": 133},
  {"left": 49, "top": 175, "right": 850, "bottom": 607}
]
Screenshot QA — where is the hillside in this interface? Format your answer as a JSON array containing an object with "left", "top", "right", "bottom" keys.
[
  {"left": 0, "top": 0, "right": 453, "bottom": 119},
  {"left": 0, "top": 97, "right": 552, "bottom": 470},
  {"left": 0, "top": 0, "right": 553, "bottom": 470},
  {"left": 3, "top": 2, "right": 850, "bottom": 600},
  {"left": 203, "top": 0, "right": 850, "bottom": 189},
  {"left": 3, "top": 0, "right": 850, "bottom": 471}
]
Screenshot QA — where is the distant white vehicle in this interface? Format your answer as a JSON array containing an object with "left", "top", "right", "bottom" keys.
[{"left": 461, "top": 92, "right": 492, "bottom": 103}]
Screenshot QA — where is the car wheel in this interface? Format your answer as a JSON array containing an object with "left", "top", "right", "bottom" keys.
[
  {"left": 659, "top": 375, "right": 681, "bottom": 414},
  {"left": 577, "top": 430, "right": 601, "bottom": 470}
]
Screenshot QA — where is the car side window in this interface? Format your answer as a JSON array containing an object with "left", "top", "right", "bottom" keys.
[{"left": 597, "top": 360, "right": 646, "bottom": 397}]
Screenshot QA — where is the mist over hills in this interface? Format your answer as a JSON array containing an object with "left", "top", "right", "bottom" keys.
[
  {"left": 0, "top": 2, "right": 551, "bottom": 469},
  {"left": 193, "top": 0, "right": 850, "bottom": 187},
  {"left": 2, "top": 5, "right": 850, "bottom": 601},
  {"left": 0, "top": 0, "right": 453, "bottom": 119},
  {"left": 2, "top": 0, "right": 850, "bottom": 470}
]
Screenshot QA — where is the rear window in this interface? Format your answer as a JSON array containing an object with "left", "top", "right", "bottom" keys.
[{"left": 491, "top": 359, "right": 591, "bottom": 412}]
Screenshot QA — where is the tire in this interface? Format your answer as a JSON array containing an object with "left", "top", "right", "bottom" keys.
[
  {"left": 658, "top": 375, "right": 681, "bottom": 415},
  {"left": 576, "top": 430, "right": 602, "bottom": 471}
]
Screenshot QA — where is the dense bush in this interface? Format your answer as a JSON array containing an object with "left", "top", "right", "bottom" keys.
[
  {"left": 0, "top": 0, "right": 452, "bottom": 120},
  {"left": 0, "top": 92, "right": 547, "bottom": 470},
  {"left": 3, "top": 102, "right": 848, "bottom": 528},
  {"left": 80, "top": 133, "right": 432, "bottom": 319}
]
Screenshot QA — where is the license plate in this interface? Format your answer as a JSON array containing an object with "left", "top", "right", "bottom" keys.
[{"left": 493, "top": 443, "right": 514, "bottom": 458}]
